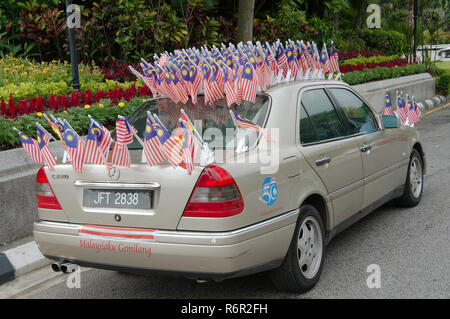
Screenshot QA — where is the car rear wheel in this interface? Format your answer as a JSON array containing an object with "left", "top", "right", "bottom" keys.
[
  {"left": 271, "top": 204, "right": 325, "bottom": 293},
  {"left": 396, "top": 149, "right": 423, "bottom": 207}
]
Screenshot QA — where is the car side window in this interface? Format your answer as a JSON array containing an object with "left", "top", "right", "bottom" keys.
[
  {"left": 328, "top": 88, "right": 378, "bottom": 135},
  {"left": 299, "top": 103, "right": 318, "bottom": 144},
  {"left": 300, "top": 89, "right": 346, "bottom": 142}
]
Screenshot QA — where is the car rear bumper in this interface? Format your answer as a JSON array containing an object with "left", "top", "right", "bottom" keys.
[{"left": 33, "top": 210, "right": 298, "bottom": 280}]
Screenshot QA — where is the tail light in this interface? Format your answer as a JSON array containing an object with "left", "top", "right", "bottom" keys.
[
  {"left": 36, "top": 167, "right": 62, "bottom": 210},
  {"left": 183, "top": 165, "right": 244, "bottom": 218}
]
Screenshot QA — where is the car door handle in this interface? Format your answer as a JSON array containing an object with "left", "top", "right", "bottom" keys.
[
  {"left": 315, "top": 157, "right": 331, "bottom": 166},
  {"left": 360, "top": 144, "right": 372, "bottom": 153}
]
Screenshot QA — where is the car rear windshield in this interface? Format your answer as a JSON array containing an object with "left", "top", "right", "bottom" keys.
[{"left": 126, "top": 94, "right": 271, "bottom": 150}]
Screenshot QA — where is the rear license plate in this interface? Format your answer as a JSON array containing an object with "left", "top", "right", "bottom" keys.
[{"left": 83, "top": 188, "right": 152, "bottom": 209}]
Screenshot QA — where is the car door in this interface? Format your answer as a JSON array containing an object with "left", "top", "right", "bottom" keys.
[
  {"left": 297, "top": 88, "right": 365, "bottom": 226},
  {"left": 327, "top": 87, "right": 408, "bottom": 209}
]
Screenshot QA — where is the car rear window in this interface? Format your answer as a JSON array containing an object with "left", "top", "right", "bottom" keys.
[{"left": 126, "top": 94, "right": 270, "bottom": 150}]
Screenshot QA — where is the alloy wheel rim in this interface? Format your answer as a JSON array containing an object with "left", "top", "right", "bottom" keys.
[
  {"left": 410, "top": 157, "right": 423, "bottom": 198},
  {"left": 297, "top": 216, "right": 323, "bottom": 279}
]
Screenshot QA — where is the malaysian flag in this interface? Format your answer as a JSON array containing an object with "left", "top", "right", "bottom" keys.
[
  {"left": 189, "top": 63, "right": 202, "bottom": 104},
  {"left": 83, "top": 118, "right": 108, "bottom": 165},
  {"left": 153, "top": 116, "right": 183, "bottom": 168},
  {"left": 177, "top": 119, "right": 196, "bottom": 175},
  {"left": 109, "top": 117, "right": 135, "bottom": 168},
  {"left": 223, "top": 66, "right": 238, "bottom": 107},
  {"left": 275, "top": 44, "right": 288, "bottom": 77},
  {"left": 36, "top": 124, "right": 56, "bottom": 170},
  {"left": 384, "top": 90, "right": 394, "bottom": 116},
  {"left": 414, "top": 97, "right": 421, "bottom": 123},
  {"left": 329, "top": 41, "right": 339, "bottom": 74},
  {"left": 407, "top": 95, "right": 420, "bottom": 125},
  {"left": 319, "top": 44, "right": 330, "bottom": 74},
  {"left": 241, "top": 61, "right": 257, "bottom": 104},
  {"left": 44, "top": 114, "right": 62, "bottom": 142},
  {"left": 232, "top": 111, "right": 272, "bottom": 142},
  {"left": 143, "top": 114, "right": 166, "bottom": 167},
  {"left": 16, "top": 129, "right": 43, "bottom": 164},
  {"left": 396, "top": 91, "right": 407, "bottom": 123},
  {"left": 63, "top": 121, "right": 84, "bottom": 173}
]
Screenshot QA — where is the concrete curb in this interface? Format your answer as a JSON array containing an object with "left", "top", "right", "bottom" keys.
[
  {"left": 417, "top": 95, "right": 449, "bottom": 112},
  {"left": 0, "top": 241, "right": 49, "bottom": 286}
]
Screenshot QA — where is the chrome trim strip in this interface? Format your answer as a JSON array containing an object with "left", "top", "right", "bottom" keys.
[
  {"left": 364, "top": 159, "right": 409, "bottom": 185},
  {"left": 158, "top": 209, "right": 299, "bottom": 239},
  {"left": 327, "top": 180, "right": 365, "bottom": 201},
  {"left": 74, "top": 181, "right": 160, "bottom": 189}
]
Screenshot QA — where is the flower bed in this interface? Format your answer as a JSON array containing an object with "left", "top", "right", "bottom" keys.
[
  {"left": 0, "top": 96, "right": 145, "bottom": 151},
  {"left": 0, "top": 56, "right": 150, "bottom": 119},
  {"left": 340, "top": 57, "right": 410, "bottom": 73}
]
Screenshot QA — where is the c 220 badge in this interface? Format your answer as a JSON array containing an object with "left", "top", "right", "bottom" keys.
[{"left": 262, "top": 177, "right": 278, "bottom": 206}]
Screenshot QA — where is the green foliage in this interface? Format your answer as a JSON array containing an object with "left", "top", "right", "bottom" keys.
[
  {"left": 273, "top": 0, "right": 307, "bottom": 41},
  {"left": 0, "top": 96, "right": 144, "bottom": 150},
  {"left": 334, "top": 30, "right": 367, "bottom": 52},
  {"left": 342, "top": 63, "right": 427, "bottom": 85},
  {"left": 358, "top": 29, "right": 406, "bottom": 55},
  {"left": 437, "top": 72, "right": 450, "bottom": 95}
]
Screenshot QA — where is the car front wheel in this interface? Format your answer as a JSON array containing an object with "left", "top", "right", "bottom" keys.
[
  {"left": 271, "top": 204, "right": 325, "bottom": 293},
  {"left": 396, "top": 149, "right": 423, "bottom": 207}
]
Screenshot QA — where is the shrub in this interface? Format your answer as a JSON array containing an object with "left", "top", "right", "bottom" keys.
[
  {"left": 437, "top": 72, "right": 450, "bottom": 96},
  {"left": 342, "top": 63, "right": 426, "bottom": 85},
  {"left": 334, "top": 31, "right": 367, "bottom": 52},
  {"left": 358, "top": 29, "right": 406, "bottom": 55}
]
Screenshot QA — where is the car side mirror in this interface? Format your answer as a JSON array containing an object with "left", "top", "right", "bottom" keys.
[{"left": 382, "top": 115, "right": 399, "bottom": 129}]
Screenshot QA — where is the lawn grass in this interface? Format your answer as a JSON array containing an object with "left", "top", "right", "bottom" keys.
[{"left": 435, "top": 61, "right": 450, "bottom": 72}]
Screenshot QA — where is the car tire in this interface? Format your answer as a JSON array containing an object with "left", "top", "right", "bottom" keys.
[
  {"left": 270, "top": 204, "right": 325, "bottom": 293},
  {"left": 396, "top": 149, "right": 423, "bottom": 207}
]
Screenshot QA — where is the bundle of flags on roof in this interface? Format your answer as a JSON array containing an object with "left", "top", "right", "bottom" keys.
[
  {"left": 130, "top": 39, "right": 341, "bottom": 106},
  {"left": 384, "top": 90, "right": 421, "bottom": 127}
]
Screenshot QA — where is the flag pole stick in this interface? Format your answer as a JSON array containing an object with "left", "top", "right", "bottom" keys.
[{"left": 180, "top": 108, "right": 203, "bottom": 144}]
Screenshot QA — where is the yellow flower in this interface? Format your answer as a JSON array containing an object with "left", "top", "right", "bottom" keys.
[
  {"left": 99, "top": 103, "right": 104, "bottom": 108},
  {"left": 63, "top": 110, "right": 68, "bottom": 114},
  {"left": 84, "top": 104, "right": 91, "bottom": 109},
  {"left": 142, "top": 99, "right": 146, "bottom": 102},
  {"left": 118, "top": 102, "right": 125, "bottom": 107},
  {"left": 36, "top": 112, "right": 43, "bottom": 118}
]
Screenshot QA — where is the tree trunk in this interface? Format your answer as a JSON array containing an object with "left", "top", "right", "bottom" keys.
[
  {"left": 354, "top": 0, "right": 368, "bottom": 31},
  {"left": 237, "top": 0, "right": 255, "bottom": 43}
]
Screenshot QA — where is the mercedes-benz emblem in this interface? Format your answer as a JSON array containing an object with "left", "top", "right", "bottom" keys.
[{"left": 108, "top": 166, "right": 120, "bottom": 180}]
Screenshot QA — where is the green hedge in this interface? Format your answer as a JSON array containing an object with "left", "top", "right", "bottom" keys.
[
  {"left": 342, "top": 63, "right": 426, "bottom": 85},
  {"left": 437, "top": 72, "right": 450, "bottom": 95},
  {"left": 358, "top": 29, "right": 406, "bottom": 56}
]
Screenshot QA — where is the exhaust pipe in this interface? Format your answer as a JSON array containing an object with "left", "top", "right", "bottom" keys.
[
  {"left": 51, "top": 261, "right": 63, "bottom": 272},
  {"left": 60, "top": 263, "right": 78, "bottom": 274}
]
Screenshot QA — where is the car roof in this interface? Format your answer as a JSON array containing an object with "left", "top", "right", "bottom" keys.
[{"left": 264, "top": 79, "right": 350, "bottom": 96}]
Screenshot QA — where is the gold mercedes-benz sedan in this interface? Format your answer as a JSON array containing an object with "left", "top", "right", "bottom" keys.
[{"left": 33, "top": 80, "right": 425, "bottom": 293}]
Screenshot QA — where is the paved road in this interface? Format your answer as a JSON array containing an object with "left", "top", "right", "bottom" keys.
[{"left": 19, "top": 106, "right": 450, "bottom": 298}]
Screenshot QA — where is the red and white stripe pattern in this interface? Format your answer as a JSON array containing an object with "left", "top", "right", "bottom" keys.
[
  {"left": 115, "top": 118, "right": 134, "bottom": 144},
  {"left": 143, "top": 115, "right": 166, "bottom": 167},
  {"left": 110, "top": 141, "right": 130, "bottom": 168},
  {"left": 20, "top": 137, "right": 43, "bottom": 164},
  {"left": 79, "top": 224, "right": 155, "bottom": 241},
  {"left": 407, "top": 95, "right": 420, "bottom": 125}
]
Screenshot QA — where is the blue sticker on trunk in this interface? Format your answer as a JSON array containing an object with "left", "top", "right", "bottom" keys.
[{"left": 262, "top": 177, "right": 278, "bottom": 206}]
